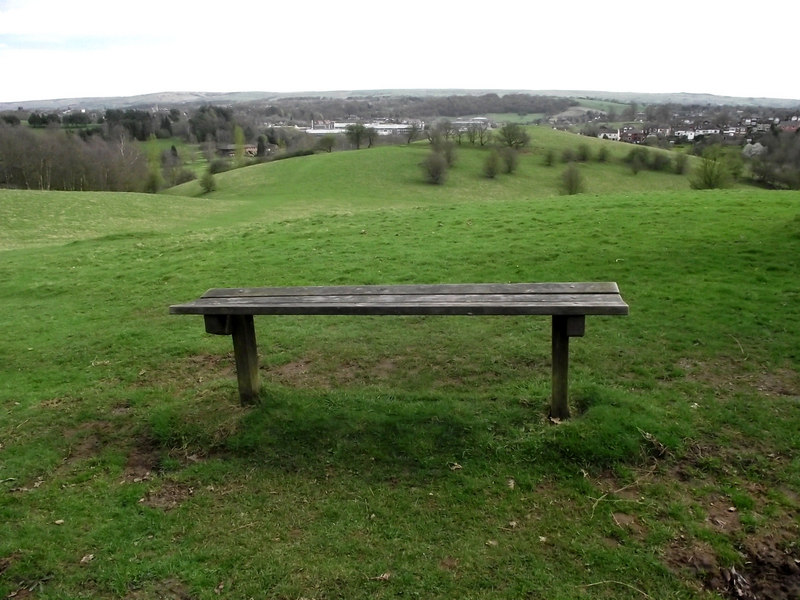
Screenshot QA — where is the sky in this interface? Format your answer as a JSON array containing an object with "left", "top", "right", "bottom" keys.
[{"left": 1, "top": 0, "right": 798, "bottom": 103}]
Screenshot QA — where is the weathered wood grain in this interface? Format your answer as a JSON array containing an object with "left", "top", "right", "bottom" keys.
[{"left": 171, "top": 285, "right": 629, "bottom": 317}]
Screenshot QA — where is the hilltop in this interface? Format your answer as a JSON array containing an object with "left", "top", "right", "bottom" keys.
[{"left": 2, "top": 88, "right": 799, "bottom": 112}]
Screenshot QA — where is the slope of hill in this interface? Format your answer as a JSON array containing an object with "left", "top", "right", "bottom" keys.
[{"left": 1, "top": 137, "right": 799, "bottom": 599}]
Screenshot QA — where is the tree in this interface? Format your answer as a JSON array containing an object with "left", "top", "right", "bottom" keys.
[
  {"left": 623, "top": 102, "right": 638, "bottom": 121},
  {"left": 496, "top": 123, "right": 529, "bottom": 148},
  {"left": 405, "top": 123, "right": 420, "bottom": 144},
  {"left": 234, "top": 124, "right": 246, "bottom": 165},
  {"left": 365, "top": 127, "right": 378, "bottom": 148},
  {"left": 477, "top": 121, "right": 492, "bottom": 146},
  {"left": 345, "top": 123, "right": 367, "bottom": 149},
  {"left": 421, "top": 151, "right": 448, "bottom": 184},
  {"left": 317, "top": 134, "right": 337, "bottom": 153}
]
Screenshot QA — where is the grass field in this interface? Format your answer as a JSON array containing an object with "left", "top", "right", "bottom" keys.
[{"left": 1, "top": 129, "right": 799, "bottom": 599}]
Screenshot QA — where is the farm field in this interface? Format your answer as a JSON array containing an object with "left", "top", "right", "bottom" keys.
[{"left": 1, "top": 130, "right": 799, "bottom": 599}]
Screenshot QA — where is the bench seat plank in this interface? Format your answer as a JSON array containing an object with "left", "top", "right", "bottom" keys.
[
  {"left": 199, "top": 282, "right": 621, "bottom": 298},
  {"left": 170, "top": 293, "right": 628, "bottom": 316},
  {"left": 170, "top": 283, "right": 628, "bottom": 317}
]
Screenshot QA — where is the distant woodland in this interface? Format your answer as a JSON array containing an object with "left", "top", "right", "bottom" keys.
[{"left": 1, "top": 92, "right": 798, "bottom": 192}]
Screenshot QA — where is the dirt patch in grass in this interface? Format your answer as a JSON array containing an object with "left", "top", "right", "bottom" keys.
[
  {"left": 124, "top": 577, "right": 193, "bottom": 599},
  {"left": 139, "top": 353, "right": 235, "bottom": 389},
  {"left": 678, "top": 357, "right": 800, "bottom": 398},
  {"left": 123, "top": 437, "right": 162, "bottom": 483},
  {"left": 140, "top": 481, "right": 194, "bottom": 511},
  {"left": 739, "top": 531, "right": 800, "bottom": 600},
  {"left": 0, "top": 553, "right": 20, "bottom": 575},
  {"left": 62, "top": 420, "right": 115, "bottom": 464},
  {"left": 268, "top": 354, "right": 406, "bottom": 390},
  {"left": 666, "top": 529, "right": 800, "bottom": 600},
  {"left": 701, "top": 493, "right": 742, "bottom": 534}
]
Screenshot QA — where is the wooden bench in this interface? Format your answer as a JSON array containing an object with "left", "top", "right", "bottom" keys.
[{"left": 169, "top": 282, "right": 628, "bottom": 419}]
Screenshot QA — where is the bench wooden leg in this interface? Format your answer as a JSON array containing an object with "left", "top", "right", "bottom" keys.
[
  {"left": 551, "top": 316, "right": 570, "bottom": 420},
  {"left": 230, "top": 315, "right": 260, "bottom": 406},
  {"left": 550, "top": 315, "right": 585, "bottom": 420}
]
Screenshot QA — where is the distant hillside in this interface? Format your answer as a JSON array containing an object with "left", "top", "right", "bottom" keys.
[{"left": 2, "top": 89, "right": 799, "bottom": 112}]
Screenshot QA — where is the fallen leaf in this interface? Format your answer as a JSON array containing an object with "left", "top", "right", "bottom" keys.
[
  {"left": 448, "top": 462, "right": 462, "bottom": 471},
  {"left": 508, "top": 521, "right": 518, "bottom": 529},
  {"left": 80, "top": 554, "right": 94, "bottom": 564},
  {"left": 54, "top": 519, "right": 64, "bottom": 525},
  {"left": 539, "top": 536, "right": 547, "bottom": 543},
  {"left": 215, "top": 582, "right": 224, "bottom": 594},
  {"left": 370, "top": 572, "right": 391, "bottom": 581},
  {"left": 507, "top": 478, "right": 516, "bottom": 490},
  {"left": 486, "top": 539, "right": 498, "bottom": 547}
]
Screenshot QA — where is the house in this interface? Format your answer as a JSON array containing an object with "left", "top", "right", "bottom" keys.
[
  {"left": 597, "top": 126, "right": 620, "bottom": 141},
  {"left": 620, "top": 125, "right": 646, "bottom": 144},
  {"left": 216, "top": 144, "right": 259, "bottom": 157},
  {"left": 695, "top": 126, "right": 721, "bottom": 137}
]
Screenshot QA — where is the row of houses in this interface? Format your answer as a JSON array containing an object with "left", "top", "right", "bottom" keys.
[
  {"left": 302, "top": 117, "right": 491, "bottom": 137},
  {"left": 598, "top": 117, "right": 799, "bottom": 143},
  {"left": 303, "top": 119, "right": 424, "bottom": 137}
]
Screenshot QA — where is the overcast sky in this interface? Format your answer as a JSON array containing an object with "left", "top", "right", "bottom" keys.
[{"left": 1, "top": 0, "right": 797, "bottom": 103}]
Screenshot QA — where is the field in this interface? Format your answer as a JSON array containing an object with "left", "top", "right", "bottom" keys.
[{"left": 1, "top": 128, "right": 799, "bottom": 599}]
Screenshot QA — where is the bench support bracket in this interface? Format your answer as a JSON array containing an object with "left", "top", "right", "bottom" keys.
[{"left": 551, "top": 315, "right": 585, "bottom": 420}]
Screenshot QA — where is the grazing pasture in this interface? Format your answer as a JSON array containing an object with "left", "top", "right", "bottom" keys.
[{"left": 1, "top": 131, "right": 799, "bottom": 599}]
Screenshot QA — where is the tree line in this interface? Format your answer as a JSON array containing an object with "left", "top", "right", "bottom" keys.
[{"left": 0, "top": 123, "right": 148, "bottom": 191}]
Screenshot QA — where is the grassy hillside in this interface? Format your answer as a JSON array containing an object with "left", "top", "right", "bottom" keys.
[{"left": 1, "top": 133, "right": 799, "bottom": 599}]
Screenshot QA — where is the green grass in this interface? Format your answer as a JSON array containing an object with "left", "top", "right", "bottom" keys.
[{"left": 1, "top": 129, "right": 799, "bottom": 599}]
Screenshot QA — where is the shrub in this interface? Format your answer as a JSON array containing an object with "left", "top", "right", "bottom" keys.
[
  {"left": 422, "top": 151, "right": 448, "bottom": 184},
  {"left": 560, "top": 163, "right": 585, "bottom": 195},
  {"left": 596, "top": 146, "right": 609, "bottom": 163},
  {"left": 650, "top": 152, "right": 672, "bottom": 172},
  {"left": 690, "top": 156, "right": 729, "bottom": 189},
  {"left": 543, "top": 149, "right": 556, "bottom": 167},
  {"left": 576, "top": 144, "right": 590, "bottom": 162},
  {"left": 561, "top": 148, "right": 575, "bottom": 163},
  {"left": 209, "top": 158, "right": 232, "bottom": 174},
  {"left": 173, "top": 168, "right": 197, "bottom": 185},
  {"left": 433, "top": 140, "right": 457, "bottom": 167},
  {"left": 483, "top": 150, "right": 500, "bottom": 179},
  {"left": 673, "top": 153, "right": 689, "bottom": 175},
  {"left": 200, "top": 170, "right": 216, "bottom": 194},
  {"left": 500, "top": 147, "right": 518, "bottom": 174},
  {"left": 626, "top": 147, "right": 650, "bottom": 175}
]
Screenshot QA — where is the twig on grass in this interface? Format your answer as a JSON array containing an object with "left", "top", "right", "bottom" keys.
[
  {"left": 729, "top": 334, "right": 747, "bottom": 357},
  {"left": 580, "top": 580, "right": 654, "bottom": 599},
  {"left": 589, "top": 465, "right": 656, "bottom": 519}
]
